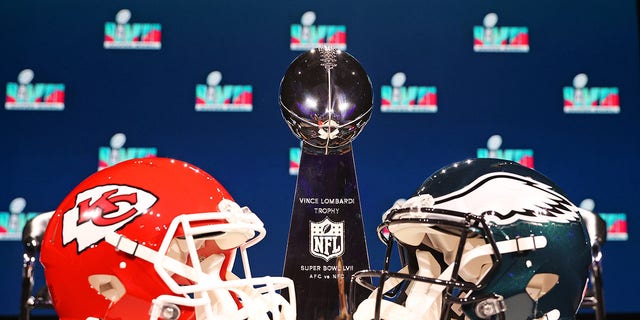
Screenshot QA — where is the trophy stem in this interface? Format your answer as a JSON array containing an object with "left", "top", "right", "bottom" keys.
[{"left": 283, "top": 142, "right": 370, "bottom": 320}]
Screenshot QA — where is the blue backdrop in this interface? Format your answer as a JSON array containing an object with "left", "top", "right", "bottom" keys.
[{"left": 1, "top": 0, "right": 638, "bottom": 316}]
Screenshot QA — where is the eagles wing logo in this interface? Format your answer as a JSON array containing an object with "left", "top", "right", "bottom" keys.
[
  {"left": 433, "top": 172, "right": 580, "bottom": 225},
  {"left": 62, "top": 184, "right": 158, "bottom": 252}
]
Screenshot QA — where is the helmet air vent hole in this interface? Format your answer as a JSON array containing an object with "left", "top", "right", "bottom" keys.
[
  {"left": 88, "top": 274, "right": 126, "bottom": 302},
  {"left": 525, "top": 273, "right": 559, "bottom": 301}
]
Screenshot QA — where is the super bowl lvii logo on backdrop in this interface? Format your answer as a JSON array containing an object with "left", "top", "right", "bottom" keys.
[
  {"left": 599, "top": 213, "right": 628, "bottom": 240},
  {"left": 290, "top": 11, "right": 346, "bottom": 51},
  {"left": 563, "top": 73, "right": 620, "bottom": 114},
  {"left": 289, "top": 142, "right": 302, "bottom": 176},
  {"left": 5, "top": 69, "right": 65, "bottom": 111},
  {"left": 195, "top": 71, "right": 253, "bottom": 112},
  {"left": 580, "top": 198, "right": 628, "bottom": 241},
  {"left": 473, "top": 13, "right": 529, "bottom": 53},
  {"left": 0, "top": 198, "right": 39, "bottom": 241},
  {"left": 476, "top": 134, "right": 534, "bottom": 168},
  {"left": 380, "top": 72, "right": 437, "bottom": 113},
  {"left": 104, "top": 9, "right": 162, "bottom": 50},
  {"left": 98, "top": 133, "right": 157, "bottom": 171}
]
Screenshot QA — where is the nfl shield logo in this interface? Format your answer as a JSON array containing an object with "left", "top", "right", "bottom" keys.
[{"left": 309, "top": 217, "right": 344, "bottom": 261}]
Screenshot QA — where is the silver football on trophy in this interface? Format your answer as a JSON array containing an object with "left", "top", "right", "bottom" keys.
[{"left": 280, "top": 47, "right": 373, "bottom": 154}]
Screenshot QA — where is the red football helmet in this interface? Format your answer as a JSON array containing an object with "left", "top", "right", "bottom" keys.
[{"left": 40, "top": 158, "right": 296, "bottom": 320}]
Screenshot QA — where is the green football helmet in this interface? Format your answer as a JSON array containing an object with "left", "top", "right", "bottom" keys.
[{"left": 351, "top": 158, "right": 591, "bottom": 320}]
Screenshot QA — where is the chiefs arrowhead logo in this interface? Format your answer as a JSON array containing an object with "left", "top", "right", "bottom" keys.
[{"left": 62, "top": 184, "right": 158, "bottom": 253}]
